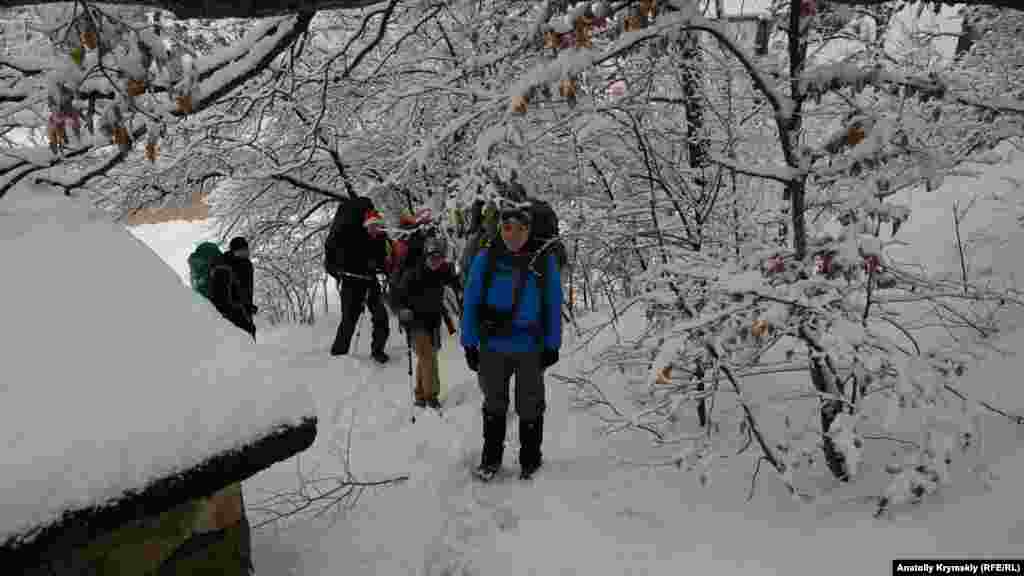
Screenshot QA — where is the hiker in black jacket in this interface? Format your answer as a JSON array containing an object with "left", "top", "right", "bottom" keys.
[
  {"left": 391, "top": 236, "right": 461, "bottom": 408},
  {"left": 222, "top": 237, "right": 258, "bottom": 323},
  {"left": 210, "top": 254, "right": 255, "bottom": 338},
  {"left": 326, "top": 200, "right": 391, "bottom": 363}
]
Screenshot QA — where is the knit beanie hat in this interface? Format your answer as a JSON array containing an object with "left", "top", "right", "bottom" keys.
[{"left": 229, "top": 237, "right": 249, "bottom": 251}]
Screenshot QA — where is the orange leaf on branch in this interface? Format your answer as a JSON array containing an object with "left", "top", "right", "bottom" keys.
[
  {"left": 559, "top": 78, "right": 577, "bottom": 98},
  {"left": 624, "top": 15, "right": 641, "bottom": 32},
  {"left": 144, "top": 142, "right": 158, "bottom": 163},
  {"left": 80, "top": 30, "right": 98, "bottom": 50},
  {"left": 112, "top": 125, "right": 130, "bottom": 147},
  {"left": 575, "top": 16, "right": 593, "bottom": 48},
  {"left": 511, "top": 95, "right": 528, "bottom": 114},
  {"left": 126, "top": 79, "right": 146, "bottom": 97},
  {"left": 48, "top": 125, "right": 66, "bottom": 148},
  {"left": 176, "top": 94, "right": 193, "bottom": 114},
  {"left": 655, "top": 365, "right": 673, "bottom": 385},
  {"left": 751, "top": 319, "right": 770, "bottom": 339},
  {"left": 846, "top": 125, "right": 866, "bottom": 146},
  {"left": 640, "top": 0, "right": 657, "bottom": 18},
  {"left": 544, "top": 30, "right": 559, "bottom": 49}
]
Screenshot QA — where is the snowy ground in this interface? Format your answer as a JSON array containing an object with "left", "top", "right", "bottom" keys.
[{"left": 238, "top": 306, "right": 1022, "bottom": 576}]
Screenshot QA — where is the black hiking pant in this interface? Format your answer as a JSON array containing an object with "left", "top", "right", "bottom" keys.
[
  {"left": 478, "top": 350, "right": 546, "bottom": 422},
  {"left": 332, "top": 277, "right": 389, "bottom": 356},
  {"left": 477, "top": 350, "right": 546, "bottom": 470}
]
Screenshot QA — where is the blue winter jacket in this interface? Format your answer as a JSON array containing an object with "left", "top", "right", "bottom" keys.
[{"left": 461, "top": 249, "right": 562, "bottom": 353}]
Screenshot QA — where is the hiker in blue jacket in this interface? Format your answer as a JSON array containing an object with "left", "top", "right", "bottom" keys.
[{"left": 461, "top": 203, "right": 562, "bottom": 481}]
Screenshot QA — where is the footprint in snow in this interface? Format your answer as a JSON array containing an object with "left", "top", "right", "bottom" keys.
[{"left": 491, "top": 506, "right": 520, "bottom": 532}]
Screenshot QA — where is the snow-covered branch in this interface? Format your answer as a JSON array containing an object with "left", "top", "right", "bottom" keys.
[
  {"left": 511, "top": 11, "right": 795, "bottom": 124},
  {"left": 801, "top": 63, "right": 1024, "bottom": 116},
  {"left": 33, "top": 127, "right": 146, "bottom": 194},
  {"left": 0, "top": 12, "right": 313, "bottom": 200},
  {"left": 710, "top": 155, "right": 802, "bottom": 184},
  {"left": 826, "top": 0, "right": 1023, "bottom": 11},
  {"left": 0, "top": 0, "right": 388, "bottom": 20},
  {"left": 187, "top": 13, "right": 315, "bottom": 117}
]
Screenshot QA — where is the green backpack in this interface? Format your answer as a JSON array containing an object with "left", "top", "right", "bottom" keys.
[{"left": 188, "top": 242, "right": 223, "bottom": 299}]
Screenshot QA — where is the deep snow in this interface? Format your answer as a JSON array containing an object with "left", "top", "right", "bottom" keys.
[
  {"left": 0, "top": 183, "right": 314, "bottom": 544},
  {"left": 238, "top": 307, "right": 1022, "bottom": 576}
]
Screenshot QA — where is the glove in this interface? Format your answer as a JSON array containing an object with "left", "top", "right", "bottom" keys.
[
  {"left": 398, "top": 308, "right": 414, "bottom": 324},
  {"left": 465, "top": 347, "right": 480, "bottom": 373},
  {"left": 541, "top": 349, "right": 559, "bottom": 370}
]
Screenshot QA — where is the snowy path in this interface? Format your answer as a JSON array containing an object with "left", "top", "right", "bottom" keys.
[{"left": 243, "top": 314, "right": 1024, "bottom": 576}]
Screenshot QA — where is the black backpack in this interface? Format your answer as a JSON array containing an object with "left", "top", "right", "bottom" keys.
[
  {"left": 462, "top": 197, "right": 567, "bottom": 280},
  {"left": 324, "top": 197, "right": 374, "bottom": 281},
  {"left": 523, "top": 198, "right": 567, "bottom": 271},
  {"left": 386, "top": 219, "right": 440, "bottom": 313}
]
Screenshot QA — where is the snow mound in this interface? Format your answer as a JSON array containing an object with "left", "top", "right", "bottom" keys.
[{"left": 0, "top": 184, "right": 314, "bottom": 542}]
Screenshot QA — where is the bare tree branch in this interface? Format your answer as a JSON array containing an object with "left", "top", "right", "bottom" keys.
[{"left": 271, "top": 173, "right": 347, "bottom": 200}]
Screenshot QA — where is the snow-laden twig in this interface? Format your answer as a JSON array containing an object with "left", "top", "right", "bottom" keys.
[
  {"left": 709, "top": 155, "right": 802, "bottom": 183},
  {"left": 705, "top": 344, "right": 784, "bottom": 475},
  {"left": 942, "top": 383, "right": 1024, "bottom": 426}
]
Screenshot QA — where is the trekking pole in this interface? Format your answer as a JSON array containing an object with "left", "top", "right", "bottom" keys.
[
  {"left": 406, "top": 327, "right": 417, "bottom": 423},
  {"left": 406, "top": 328, "right": 414, "bottom": 390},
  {"left": 354, "top": 311, "right": 363, "bottom": 353}
]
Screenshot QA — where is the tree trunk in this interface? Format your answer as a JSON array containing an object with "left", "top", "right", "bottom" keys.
[{"left": 783, "top": 0, "right": 847, "bottom": 480}]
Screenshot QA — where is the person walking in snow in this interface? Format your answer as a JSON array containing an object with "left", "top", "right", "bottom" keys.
[
  {"left": 461, "top": 202, "right": 563, "bottom": 481},
  {"left": 326, "top": 199, "right": 391, "bottom": 363},
  {"left": 208, "top": 249, "right": 256, "bottom": 339},
  {"left": 391, "top": 236, "right": 461, "bottom": 409},
  {"left": 221, "top": 236, "right": 258, "bottom": 331}
]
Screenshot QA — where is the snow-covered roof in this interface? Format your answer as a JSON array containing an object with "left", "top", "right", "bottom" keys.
[{"left": 0, "top": 183, "right": 316, "bottom": 559}]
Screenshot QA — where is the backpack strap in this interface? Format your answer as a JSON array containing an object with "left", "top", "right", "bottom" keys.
[
  {"left": 478, "top": 246, "right": 535, "bottom": 352},
  {"left": 536, "top": 248, "right": 549, "bottom": 350},
  {"left": 478, "top": 244, "right": 499, "bottom": 353}
]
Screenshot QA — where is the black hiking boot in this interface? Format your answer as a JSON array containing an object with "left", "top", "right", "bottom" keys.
[
  {"left": 519, "top": 416, "right": 543, "bottom": 480},
  {"left": 414, "top": 399, "right": 427, "bottom": 408},
  {"left": 519, "top": 462, "right": 542, "bottom": 480},
  {"left": 371, "top": 350, "right": 390, "bottom": 364},
  {"left": 475, "top": 411, "right": 505, "bottom": 482},
  {"left": 427, "top": 398, "right": 442, "bottom": 410},
  {"left": 474, "top": 463, "right": 500, "bottom": 482}
]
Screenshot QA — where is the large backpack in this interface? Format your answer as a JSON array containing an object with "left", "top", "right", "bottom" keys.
[
  {"left": 461, "top": 197, "right": 567, "bottom": 283},
  {"left": 523, "top": 199, "right": 567, "bottom": 270},
  {"left": 324, "top": 197, "right": 375, "bottom": 281},
  {"left": 385, "top": 210, "right": 439, "bottom": 313},
  {"left": 188, "top": 241, "right": 223, "bottom": 299}
]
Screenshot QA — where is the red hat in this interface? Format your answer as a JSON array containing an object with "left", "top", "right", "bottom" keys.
[{"left": 363, "top": 210, "right": 384, "bottom": 229}]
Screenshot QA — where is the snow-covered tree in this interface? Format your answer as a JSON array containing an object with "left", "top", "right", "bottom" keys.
[{"left": 447, "top": 0, "right": 1024, "bottom": 512}]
